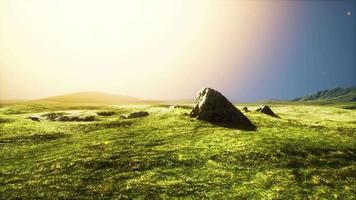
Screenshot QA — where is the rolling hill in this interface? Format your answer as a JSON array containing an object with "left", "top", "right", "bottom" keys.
[
  {"left": 38, "top": 91, "right": 141, "bottom": 104},
  {"left": 292, "top": 87, "right": 356, "bottom": 102},
  {"left": 0, "top": 99, "right": 28, "bottom": 104},
  {"left": 33, "top": 92, "right": 193, "bottom": 105}
]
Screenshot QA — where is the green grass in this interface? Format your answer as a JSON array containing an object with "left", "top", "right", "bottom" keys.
[{"left": 0, "top": 102, "right": 355, "bottom": 199}]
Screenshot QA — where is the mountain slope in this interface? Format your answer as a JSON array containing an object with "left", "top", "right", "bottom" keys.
[
  {"left": 292, "top": 87, "right": 356, "bottom": 102},
  {"left": 38, "top": 91, "right": 141, "bottom": 104}
]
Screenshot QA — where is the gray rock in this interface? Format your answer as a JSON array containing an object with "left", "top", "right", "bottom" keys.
[
  {"left": 127, "top": 111, "right": 149, "bottom": 119},
  {"left": 190, "top": 88, "right": 255, "bottom": 130},
  {"left": 55, "top": 115, "right": 97, "bottom": 122},
  {"left": 256, "top": 104, "right": 280, "bottom": 118},
  {"left": 242, "top": 107, "right": 249, "bottom": 112},
  {"left": 97, "top": 111, "right": 115, "bottom": 116},
  {"left": 28, "top": 116, "right": 43, "bottom": 122},
  {"left": 41, "top": 112, "right": 66, "bottom": 121}
]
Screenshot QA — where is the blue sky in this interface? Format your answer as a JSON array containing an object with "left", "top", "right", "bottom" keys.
[{"left": 228, "top": 0, "right": 356, "bottom": 101}]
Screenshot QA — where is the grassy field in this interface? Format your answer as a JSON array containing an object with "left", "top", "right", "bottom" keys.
[{"left": 0, "top": 102, "right": 355, "bottom": 199}]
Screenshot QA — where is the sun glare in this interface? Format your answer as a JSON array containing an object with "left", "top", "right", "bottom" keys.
[{"left": 0, "top": 0, "right": 278, "bottom": 100}]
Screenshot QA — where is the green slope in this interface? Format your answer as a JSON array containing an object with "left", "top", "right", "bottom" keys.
[{"left": 292, "top": 87, "right": 356, "bottom": 102}]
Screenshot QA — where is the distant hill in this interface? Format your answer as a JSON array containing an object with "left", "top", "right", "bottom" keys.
[
  {"left": 0, "top": 99, "right": 28, "bottom": 105},
  {"left": 292, "top": 87, "right": 356, "bottom": 102},
  {"left": 163, "top": 99, "right": 194, "bottom": 104},
  {"left": 35, "top": 91, "right": 193, "bottom": 105},
  {"left": 38, "top": 91, "right": 141, "bottom": 104}
]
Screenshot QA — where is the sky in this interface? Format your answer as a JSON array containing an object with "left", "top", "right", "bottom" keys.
[{"left": 0, "top": 0, "right": 355, "bottom": 102}]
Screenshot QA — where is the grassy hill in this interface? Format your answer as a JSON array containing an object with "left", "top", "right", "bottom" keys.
[
  {"left": 38, "top": 91, "right": 141, "bottom": 104},
  {"left": 292, "top": 87, "right": 356, "bottom": 102},
  {"left": 1, "top": 92, "right": 193, "bottom": 106},
  {"left": 0, "top": 102, "right": 355, "bottom": 199},
  {"left": 0, "top": 99, "right": 28, "bottom": 104}
]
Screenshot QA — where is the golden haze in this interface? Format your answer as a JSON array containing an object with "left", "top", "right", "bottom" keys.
[{"left": 0, "top": 0, "right": 282, "bottom": 100}]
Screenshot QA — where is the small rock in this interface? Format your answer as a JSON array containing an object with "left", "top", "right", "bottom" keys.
[
  {"left": 28, "top": 116, "right": 43, "bottom": 122},
  {"left": 97, "top": 111, "right": 115, "bottom": 116},
  {"left": 55, "top": 115, "right": 96, "bottom": 122},
  {"left": 169, "top": 104, "right": 179, "bottom": 109},
  {"left": 256, "top": 104, "right": 280, "bottom": 118},
  {"left": 242, "top": 107, "right": 249, "bottom": 112},
  {"left": 41, "top": 112, "right": 96, "bottom": 122},
  {"left": 56, "top": 116, "right": 75, "bottom": 122},
  {"left": 120, "top": 114, "right": 127, "bottom": 119},
  {"left": 41, "top": 112, "right": 66, "bottom": 121},
  {"left": 82, "top": 116, "right": 96, "bottom": 121},
  {"left": 127, "top": 111, "right": 149, "bottom": 119}
]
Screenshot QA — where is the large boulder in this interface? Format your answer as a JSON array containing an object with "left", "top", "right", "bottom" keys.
[
  {"left": 256, "top": 104, "right": 280, "bottom": 118},
  {"left": 189, "top": 88, "right": 255, "bottom": 130}
]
